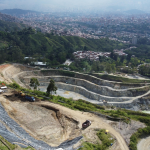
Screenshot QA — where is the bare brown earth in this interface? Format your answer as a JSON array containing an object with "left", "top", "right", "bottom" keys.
[
  {"left": 0, "top": 93, "right": 128, "bottom": 149},
  {"left": 0, "top": 95, "right": 81, "bottom": 147}
]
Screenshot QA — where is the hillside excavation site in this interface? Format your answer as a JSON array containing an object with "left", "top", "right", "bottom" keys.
[{"left": 0, "top": 64, "right": 150, "bottom": 150}]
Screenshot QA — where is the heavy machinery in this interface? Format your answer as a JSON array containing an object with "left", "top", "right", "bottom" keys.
[
  {"left": 14, "top": 91, "right": 35, "bottom": 102},
  {"left": 14, "top": 91, "right": 25, "bottom": 97},
  {"left": 25, "top": 95, "right": 35, "bottom": 102}
]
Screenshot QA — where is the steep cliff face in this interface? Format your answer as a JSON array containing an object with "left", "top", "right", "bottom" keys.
[
  {"left": 22, "top": 75, "right": 150, "bottom": 98},
  {"left": 4, "top": 64, "right": 150, "bottom": 104}
]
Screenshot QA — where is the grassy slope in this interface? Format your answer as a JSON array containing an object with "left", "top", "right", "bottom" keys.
[
  {"left": 0, "top": 135, "right": 34, "bottom": 150},
  {"left": 18, "top": 32, "right": 129, "bottom": 54}
]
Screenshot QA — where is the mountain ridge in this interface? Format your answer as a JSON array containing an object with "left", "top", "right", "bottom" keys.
[{"left": 0, "top": 9, "right": 40, "bottom": 16}]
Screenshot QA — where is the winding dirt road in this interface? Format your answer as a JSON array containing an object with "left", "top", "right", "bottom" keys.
[{"left": 37, "top": 101, "right": 129, "bottom": 150}]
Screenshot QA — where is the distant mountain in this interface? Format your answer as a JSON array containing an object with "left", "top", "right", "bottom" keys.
[
  {"left": 0, "top": 9, "right": 40, "bottom": 16},
  {"left": 0, "top": 12, "right": 20, "bottom": 22},
  {"left": 124, "top": 9, "right": 145, "bottom": 15},
  {"left": 0, "top": 19, "right": 28, "bottom": 32},
  {"left": 0, "top": 13, "right": 28, "bottom": 31}
]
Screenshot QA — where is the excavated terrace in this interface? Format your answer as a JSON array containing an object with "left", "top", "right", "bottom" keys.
[{"left": 3, "top": 64, "right": 150, "bottom": 105}]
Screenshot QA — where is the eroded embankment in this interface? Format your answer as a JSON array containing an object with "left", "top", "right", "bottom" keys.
[{"left": 0, "top": 96, "right": 82, "bottom": 150}]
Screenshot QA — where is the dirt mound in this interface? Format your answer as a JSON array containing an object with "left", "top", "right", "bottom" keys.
[{"left": 1, "top": 100, "right": 81, "bottom": 147}]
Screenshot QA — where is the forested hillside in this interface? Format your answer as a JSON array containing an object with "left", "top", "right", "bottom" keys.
[
  {"left": 0, "top": 12, "right": 28, "bottom": 32},
  {"left": 0, "top": 20, "right": 28, "bottom": 32},
  {"left": 0, "top": 28, "right": 129, "bottom": 65}
]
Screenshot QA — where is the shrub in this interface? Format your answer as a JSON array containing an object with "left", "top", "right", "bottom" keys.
[{"left": 9, "top": 82, "right": 20, "bottom": 89}]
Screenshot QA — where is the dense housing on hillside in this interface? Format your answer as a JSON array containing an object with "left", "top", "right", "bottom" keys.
[{"left": 73, "top": 51, "right": 111, "bottom": 61}]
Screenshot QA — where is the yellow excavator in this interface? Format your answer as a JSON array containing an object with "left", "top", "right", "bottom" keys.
[{"left": 14, "top": 91, "right": 25, "bottom": 97}]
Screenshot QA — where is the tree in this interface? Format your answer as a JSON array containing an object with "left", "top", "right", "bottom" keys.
[
  {"left": 120, "top": 56, "right": 126, "bottom": 63},
  {"left": 83, "top": 46, "right": 88, "bottom": 51},
  {"left": 110, "top": 52, "right": 114, "bottom": 59},
  {"left": 30, "top": 78, "right": 40, "bottom": 90},
  {"left": 46, "top": 79, "right": 57, "bottom": 96},
  {"left": 105, "top": 64, "right": 112, "bottom": 73},
  {"left": 127, "top": 54, "right": 132, "bottom": 61}
]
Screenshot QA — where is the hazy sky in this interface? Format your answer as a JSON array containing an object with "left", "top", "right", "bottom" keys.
[{"left": 0, "top": 0, "right": 149, "bottom": 12}]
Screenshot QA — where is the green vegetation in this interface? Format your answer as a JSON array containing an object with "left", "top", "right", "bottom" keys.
[
  {"left": 0, "top": 135, "right": 34, "bottom": 150},
  {"left": 79, "top": 129, "right": 114, "bottom": 150},
  {"left": 30, "top": 77, "right": 40, "bottom": 90},
  {"left": 0, "top": 28, "right": 128, "bottom": 65},
  {"left": 0, "top": 27, "right": 147, "bottom": 76},
  {"left": 129, "top": 127, "right": 150, "bottom": 150},
  {"left": 46, "top": 79, "right": 57, "bottom": 96},
  {"left": 139, "top": 64, "right": 150, "bottom": 77},
  {"left": 126, "top": 44, "right": 150, "bottom": 60},
  {"left": 90, "top": 74, "right": 150, "bottom": 83},
  {"left": 41, "top": 70, "right": 76, "bottom": 77},
  {"left": 0, "top": 135, "right": 15, "bottom": 150},
  {"left": 0, "top": 20, "right": 28, "bottom": 32},
  {"left": 69, "top": 52, "right": 141, "bottom": 74}
]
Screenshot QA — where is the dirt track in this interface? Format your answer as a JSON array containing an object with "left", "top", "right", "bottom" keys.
[{"left": 137, "top": 136, "right": 150, "bottom": 150}]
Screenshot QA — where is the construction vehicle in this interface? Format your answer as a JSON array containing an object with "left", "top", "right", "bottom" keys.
[
  {"left": 25, "top": 95, "right": 35, "bottom": 102},
  {"left": 14, "top": 91, "right": 25, "bottom": 97},
  {"left": 82, "top": 120, "right": 91, "bottom": 129},
  {"left": 14, "top": 91, "right": 35, "bottom": 102}
]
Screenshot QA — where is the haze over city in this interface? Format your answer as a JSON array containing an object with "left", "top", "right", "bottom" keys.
[{"left": 0, "top": 0, "right": 150, "bottom": 12}]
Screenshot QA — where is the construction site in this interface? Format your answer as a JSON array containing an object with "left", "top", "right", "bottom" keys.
[{"left": 0, "top": 64, "right": 150, "bottom": 150}]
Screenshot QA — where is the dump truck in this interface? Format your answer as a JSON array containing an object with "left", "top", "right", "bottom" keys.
[
  {"left": 25, "top": 95, "right": 35, "bottom": 102},
  {"left": 14, "top": 91, "right": 35, "bottom": 102}
]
